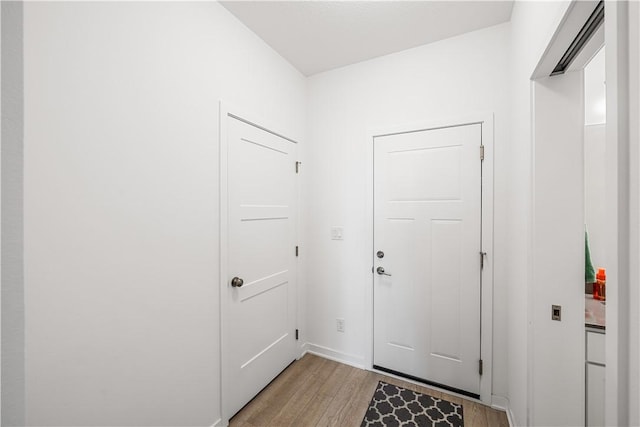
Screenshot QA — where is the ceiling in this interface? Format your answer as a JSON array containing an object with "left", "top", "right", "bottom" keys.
[{"left": 221, "top": 1, "right": 514, "bottom": 76}]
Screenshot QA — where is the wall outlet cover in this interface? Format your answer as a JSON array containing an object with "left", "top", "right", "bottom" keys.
[{"left": 331, "top": 226, "right": 344, "bottom": 240}]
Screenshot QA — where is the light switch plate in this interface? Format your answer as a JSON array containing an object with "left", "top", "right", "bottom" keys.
[{"left": 331, "top": 226, "right": 344, "bottom": 240}]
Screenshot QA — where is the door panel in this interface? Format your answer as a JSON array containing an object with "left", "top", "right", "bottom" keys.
[
  {"left": 431, "top": 219, "right": 462, "bottom": 361},
  {"left": 388, "top": 145, "right": 462, "bottom": 201},
  {"left": 373, "top": 124, "right": 482, "bottom": 396},
  {"left": 225, "top": 116, "right": 297, "bottom": 418}
]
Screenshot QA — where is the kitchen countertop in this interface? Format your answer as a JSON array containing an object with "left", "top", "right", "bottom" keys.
[{"left": 585, "top": 295, "right": 606, "bottom": 330}]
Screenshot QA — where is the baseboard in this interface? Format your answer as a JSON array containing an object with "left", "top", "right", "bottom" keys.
[
  {"left": 305, "top": 342, "right": 366, "bottom": 369},
  {"left": 506, "top": 406, "right": 516, "bottom": 427},
  {"left": 490, "top": 395, "right": 513, "bottom": 427},
  {"left": 491, "top": 395, "right": 509, "bottom": 411},
  {"left": 210, "top": 418, "right": 222, "bottom": 427},
  {"left": 298, "top": 341, "right": 309, "bottom": 359}
]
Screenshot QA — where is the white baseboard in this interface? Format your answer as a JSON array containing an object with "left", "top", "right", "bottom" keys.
[
  {"left": 298, "top": 341, "right": 309, "bottom": 359},
  {"left": 491, "top": 394, "right": 509, "bottom": 411},
  {"left": 506, "top": 406, "right": 516, "bottom": 427},
  {"left": 210, "top": 418, "right": 222, "bottom": 427},
  {"left": 490, "top": 395, "right": 513, "bottom": 427},
  {"left": 305, "top": 342, "right": 366, "bottom": 369}
]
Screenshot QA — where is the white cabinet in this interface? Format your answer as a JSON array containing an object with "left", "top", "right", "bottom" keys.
[
  {"left": 587, "top": 363, "right": 605, "bottom": 426},
  {"left": 586, "top": 329, "right": 605, "bottom": 427}
]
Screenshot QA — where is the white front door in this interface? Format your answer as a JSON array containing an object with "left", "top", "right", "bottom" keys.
[
  {"left": 373, "top": 123, "right": 483, "bottom": 397},
  {"left": 223, "top": 115, "right": 298, "bottom": 417}
]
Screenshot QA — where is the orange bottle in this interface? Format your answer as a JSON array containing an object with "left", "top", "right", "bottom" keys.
[{"left": 595, "top": 268, "right": 606, "bottom": 301}]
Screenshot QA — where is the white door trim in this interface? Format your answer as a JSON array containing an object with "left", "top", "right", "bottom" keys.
[
  {"left": 364, "top": 112, "right": 495, "bottom": 405},
  {"left": 218, "top": 101, "right": 300, "bottom": 426},
  {"left": 603, "top": 2, "right": 631, "bottom": 424},
  {"left": 528, "top": 2, "right": 633, "bottom": 424}
]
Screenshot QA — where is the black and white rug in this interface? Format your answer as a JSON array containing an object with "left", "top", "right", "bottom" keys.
[{"left": 361, "top": 381, "right": 464, "bottom": 427}]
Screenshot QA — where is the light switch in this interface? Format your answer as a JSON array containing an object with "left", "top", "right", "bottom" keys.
[{"left": 331, "top": 226, "right": 344, "bottom": 240}]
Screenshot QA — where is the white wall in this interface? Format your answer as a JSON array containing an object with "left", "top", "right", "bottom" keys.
[
  {"left": 604, "top": 2, "right": 635, "bottom": 424},
  {"left": 532, "top": 71, "right": 585, "bottom": 427},
  {"left": 1, "top": 2, "right": 25, "bottom": 425},
  {"left": 506, "top": 2, "right": 571, "bottom": 425},
  {"left": 304, "top": 23, "right": 510, "bottom": 399},
  {"left": 0, "top": 3, "right": 3, "bottom": 424},
  {"left": 584, "top": 48, "right": 607, "bottom": 270},
  {"left": 629, "top": 3, "right": 640, "bottom": 424},
  {"left": 585, "top": 124, "right": 607, "bottom": 268},
  {"left": 613, "top": 2, "right": 640, "bottom": 424},
  {"left": 585, "top": 47, "right": 606, "bottom": 126},
  {"left": 0, "top": 2, "right": 2, "bottom": 421},
  {"left": 22, "top": 2, "right": 305, "bottom": 426}
]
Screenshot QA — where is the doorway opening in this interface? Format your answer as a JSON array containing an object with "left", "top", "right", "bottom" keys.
[{"left": 529, "top": 1, "right": 618, "bottom": 425}]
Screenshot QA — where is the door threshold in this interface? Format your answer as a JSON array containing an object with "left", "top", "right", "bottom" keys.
[{"left": 372, "top": 364, "right": 480, "bottom": 400}]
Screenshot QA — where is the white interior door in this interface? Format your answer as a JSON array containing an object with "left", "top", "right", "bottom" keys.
[
  {"left": 224, "top": 115, "right": 298, "bottom": 418},
  {"left": 373, "top": 123, "right": 483, "bottom": 397}
]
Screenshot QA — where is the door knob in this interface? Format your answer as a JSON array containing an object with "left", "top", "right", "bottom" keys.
[
  {"left": 231, "top": 277, "right": 244, "bottom": 288},
  {"left": 376, "top": 267, "right": 391, "bottom": 276}
]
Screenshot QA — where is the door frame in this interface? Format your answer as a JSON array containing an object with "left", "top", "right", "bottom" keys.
[
  {"left": 218, "top": 101, "right": 301, "bottom": 426},
  {"left": 364, "top": 112, "right": 495, "bottom": 405},
  {"left": 528, "top": 1, "right": 635, "bottom": 424}
]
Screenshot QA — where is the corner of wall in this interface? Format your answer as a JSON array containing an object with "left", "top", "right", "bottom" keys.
[
  {"left": 490, "top": 395, "right": 514, "bottom": 427},
  {"left": 305, "top": 343, "right": 366, "bottom": 370},
  {"left": 1, "top": 1, "right": 25, "bottom": 425}
]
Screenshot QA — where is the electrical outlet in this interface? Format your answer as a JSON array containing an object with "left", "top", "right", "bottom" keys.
[
  {"left": 336, "top": 318, "right": 345, "bottom": 332},
  {"left": 552, "top": 305, "right": 561, "bottom": 321},
  {"left": 331, "top": 226, "right": 344, "bottom": 240}
]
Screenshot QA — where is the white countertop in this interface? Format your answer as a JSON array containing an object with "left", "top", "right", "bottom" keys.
[{"left": 585, "top": 295, "right": 606, "bottom": 330}]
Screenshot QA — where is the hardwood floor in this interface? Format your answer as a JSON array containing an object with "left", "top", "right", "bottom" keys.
[{"left": 229, "top": 354, "right": 509, "bottom": 427}]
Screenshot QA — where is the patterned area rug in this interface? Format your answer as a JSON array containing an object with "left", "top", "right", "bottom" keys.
[{"left": 361, "top": 381, "right": 464, "bottom": 427}]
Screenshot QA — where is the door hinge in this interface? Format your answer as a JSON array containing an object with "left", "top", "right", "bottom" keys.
[
  {"left": 479, "top": 359, "right": 484, "bottom": 376},
  {"left": 480, "top": 145, "right": 485, "bottom": 161},
  {"left": 480, "top": 251, "right": 486, "bottom": 269},
  {"left": 295, "top": 161, "right": 301, "bottom": 173},
  {"left": 295, "top": 246, "right": 299, "bottom": 257},
  {"left": 295, "top": 329, "right": 299, "bottom": 340}
]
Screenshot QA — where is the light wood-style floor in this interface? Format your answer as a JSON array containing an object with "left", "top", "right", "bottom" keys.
[{"left": 230, "top": 353, "right": 509, "bottom": 427}]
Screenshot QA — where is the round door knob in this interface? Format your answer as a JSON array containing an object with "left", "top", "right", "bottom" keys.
[{"left": 231, "top": 277, "right": 244, "bottom": 288}]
